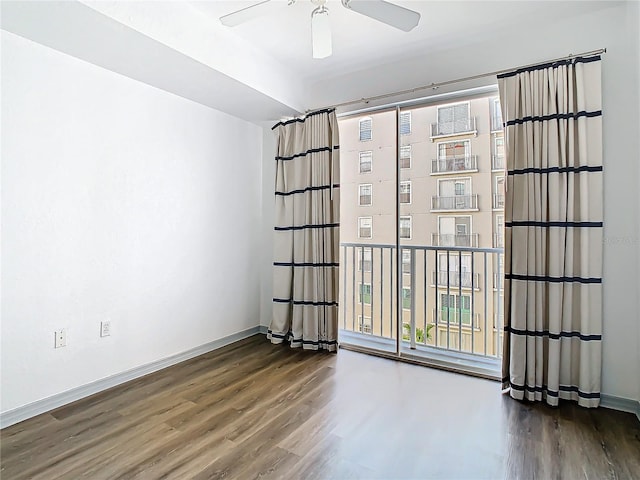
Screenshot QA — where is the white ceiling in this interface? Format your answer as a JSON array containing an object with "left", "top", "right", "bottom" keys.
[{"left": 1, "top": 1, "right": 621, "bottom": 122}]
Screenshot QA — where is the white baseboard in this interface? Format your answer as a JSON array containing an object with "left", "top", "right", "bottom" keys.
[
  {"left": 0, "top": 326, "right": 263, "bottom": 429},
  {"left": 600, "top": 394, "right": 640, "bottom": 422},
  {"left": 5, "top": 326, "right": 637, "bottom": 429}
]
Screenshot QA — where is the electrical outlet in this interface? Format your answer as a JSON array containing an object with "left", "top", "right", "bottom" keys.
[
  {"left": 100, "top": 320, "right": 111, "bottom": 337},
  {"left": 54, "top": 329, "right": 67, "bottom": 348}
]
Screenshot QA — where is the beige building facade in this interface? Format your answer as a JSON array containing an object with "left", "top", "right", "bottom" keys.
[{"left": 338, "top": 92, "right": 505, "bottom": 357}]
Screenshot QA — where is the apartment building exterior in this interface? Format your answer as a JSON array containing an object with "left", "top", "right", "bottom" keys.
[{"left": 338, "top": 92, "right": 505, "bottom": 357}]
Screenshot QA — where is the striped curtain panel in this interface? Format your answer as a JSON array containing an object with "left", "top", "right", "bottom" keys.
[
  {"left": 498, "top": 56, "right": 603, "bottom": 408},
  {"left": 268, "top": 109, "right": 340, "bottom": 352}
]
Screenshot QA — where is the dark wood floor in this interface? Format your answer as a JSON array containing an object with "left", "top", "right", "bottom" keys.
[{"left": 2, "top": 335, "right": 639, "bottom": 479}]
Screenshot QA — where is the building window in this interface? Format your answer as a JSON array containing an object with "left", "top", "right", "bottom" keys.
[
  {"left": 494, "top": 176, "right": 505, "bottom": 209},
  {"left": 438, "top": 140, "right": 470, "bottom": 159},
  {"left": 358, "top": 217, "right": 372, "bottom": 238},
  {"left": 358, "top": 247, "right": 372, "bottom": 272},
  {"left": 399, "top": 181, "right": 411, "bottom": 204},
  {"left": 359, "top": 117, "right": 372, "bottom": 141},
  {"left": 402, "top": 287, "right": 412, "bottom": 309},
  {"left": 439, "top": 293, "right": 472, "bottom": 326},
  {"left": 359, "top": 184, "right": 372, "bottom": 206},
  {"left": 357, "top": 316, "right": 372, "bottom": 333},
  {"left": 495, "top": 214, "right": 504, "bottom": 248},
  {"left": 493, "top": 136, "right": 505, "bottom": 170},
  {"left": 491, "top": 98, "right": 503, "bottom": 132},
  {"left": 400, "top": 111, "right": 411, "bottom": 135},
  {"left": 402, "top": 249, "right": 412, "bottom": 274},
  {"left": 399, "top": 216, "right": 412, "bottom": 239},
  {"left": 436, "top": 102, "right": 471, "bottom": 136},
  {"left": 400, "top": 145, "right": 411, "bottom": 169},
  {"left": 359, "top": 151, "right": 372, "bottom": 173},
  {"left": 359, "top": 284, "right": 372, "bottom": 304}
]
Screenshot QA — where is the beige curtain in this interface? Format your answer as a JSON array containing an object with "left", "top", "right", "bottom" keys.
[
  {"left": 498, "top": 56, "right": 603, "bottom": 407},
  {"left": 268, "top": 109, "right": 340, "bottom": 351}
]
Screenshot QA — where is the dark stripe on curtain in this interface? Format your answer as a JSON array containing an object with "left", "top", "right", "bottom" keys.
[
  {"left": 276, "top": 146, "right": 340, "bottom": 161},
  {"left": 505, "top": 273, "right": 602, "bottom": 284},
  {"left": 302, "top": 339, "right": 338, "bottom": 346},
  {"left": 274, "top": 262, "right": 339, "bottom": 267},
  {"left": 274, "top": 223, "right": 339, "bottom": 231},
  {"left": 508, "top": 165, "right": 603, "bottom": 175},
  {"left": 273, "top": 298, "right": 339, "bottom": 306},
  {"left": 505, "top": 326, "right": 602, "bottom": 341},
  {"left": 505, "top": 110, "right": 601, "bottom": 126},
  {"left": 507, "top": 381, "right": 600, "bottom": 399},
  {"left": 266, "top": 330, "right": 338, "bottom": 346},
  {"left": 506, "top": 221, "right": 603, "bottom": 228},
  {"left": 275, "top": 184, "right": 340, "bottom": 196},
  {"left": 497, "top": 55, "right": 601, "bottom": 79},
  {"left": 271, "top": 108, "right": 336, "bottom": 129}
]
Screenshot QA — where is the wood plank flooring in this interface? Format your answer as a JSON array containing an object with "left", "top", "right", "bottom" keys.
[{"left": 2, "top": 334, "right": 639, "bottom": 479}]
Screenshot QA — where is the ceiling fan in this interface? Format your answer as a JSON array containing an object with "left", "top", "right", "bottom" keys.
[{"left": 219, "top": 0, "right": 421, "bottom": 59}]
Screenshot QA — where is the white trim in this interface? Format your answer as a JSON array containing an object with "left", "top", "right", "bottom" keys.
[
  {"left": 400, "top": 145, "right": 412, "bottom": 169},
  {"left": 358, "top": 282, "right": 373, "bottom": 305},
  {"left": 399, "top": 180, "right": 412, "bottom": 205},
  {"left": 437, "top": 215, "right": 474, "bottom": 237},
  {"left": 358, "top": 183, "right": 373, "bottom": 207},
  {"left": 437, "top": 176, "right": 473, "bottom": 195},
  {"left": 490, "top": 97, "right": 504, "bottom": 133},
  {"left": 600, "top": 394, "right": 640, "bottom": 421},
  {"left": 400, "top": 111, "right": 412, "bottom": 135},
  {"left": 0, "top": 326, "right": 264, "bottom": 429},
  {"left": 359, "top": 150, "right": 373, "bottom": 174},
  {"left": 359, "top": 117, "right": 372, "bottom": 142},
  {"left": 358, "top": 216, "right": 373, "bottom": 239},
  {"left": 399, "top": 215, "right": 412, "bottom": 240},
  {"left": 436, "top": 139, "right": 471, "bottom": 159}
]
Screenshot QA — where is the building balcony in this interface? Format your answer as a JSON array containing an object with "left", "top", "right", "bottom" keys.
[
  {"left": 431, "top": 233, "right": 479, "bottom": 247},
  {"left": 493, "top": 273, "right": 504, "bottom": 290},
  {"left": 430, "top": 117, "right": 477, "bottom": 140},
  {"left": 431, "top": 155, "right": 478, "bottom": 175},
  {"left": 339, "top": 242, "right": 505, "bottom": 362},
  {"left": 431, "top": 194, "right": 478, "bottom": 211},
  {"left": 492, "top": 155, "right": 505, "bottom": 170},
  {"left": 491, "top": 116, "right": 504, "bottom": 133},
  {"left": 433, "top": 309, "right": 481, "bottom": 329},
  {"left": 494, "top": 233, "right": 504, "bottom": 248},
  {"left": 493, "top": 194, "right": 504, "bottom": 210},
  {"left": 432, "top": 271, "right": 481, "bottom": 290}
]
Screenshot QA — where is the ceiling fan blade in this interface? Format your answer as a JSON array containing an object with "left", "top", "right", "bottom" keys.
[
  {"left": 311, "top": 6, "right": 332, "bottom": 59},
  {"left": 341, "top": 0, "right": 420, "bottom": 32},
  {"left": 220, "top": 0, "right": 285, "bottom": 27}
]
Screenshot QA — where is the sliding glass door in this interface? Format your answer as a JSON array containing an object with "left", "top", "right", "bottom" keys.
[{"left": 338, "top": 90, "right": 504, "bottom": 377}]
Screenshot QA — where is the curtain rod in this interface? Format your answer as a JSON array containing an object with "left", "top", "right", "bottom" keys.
[{"left": 306, "top": 47, "right": 606, "bottom": 114}]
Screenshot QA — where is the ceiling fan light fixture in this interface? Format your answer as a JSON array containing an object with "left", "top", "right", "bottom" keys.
[{"left": 311, "top": 5, "right": 332, "bottom": 59}]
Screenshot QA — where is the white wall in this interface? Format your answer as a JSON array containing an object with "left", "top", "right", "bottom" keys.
[
  {"left": 259, "top": 124, "right": 276, "bottom": 328},
  {"left": 261, "top": 2, "right": 640, "bottom": 405},
  {"left": 1, "top": 31, "right": 263, "bottom": 414}
]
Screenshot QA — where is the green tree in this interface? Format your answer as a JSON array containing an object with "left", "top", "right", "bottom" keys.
[{"left": 402, "top": 323, "right": 434, "bottom": 343}]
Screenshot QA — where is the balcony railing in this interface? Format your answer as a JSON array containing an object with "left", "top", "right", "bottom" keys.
[
  {"left": 430, "top": 117, "right": 477, "bottom": 139},
  {"left": 493, "top": 194, "right": 504, "bottom": 209},
  {"left": 431, "top": 194, "right": 478, "bottom": 211},
  {"left": 492, "top": 155, "right": 505, "bottom": 170},
  {"left": 494, "top": 233, "right": 504, "bottom": 248},
  {"left": 432, "top": 271, "right": 481, "bottom": 290},
  {"left": 491, "top": 116, "right": 504, "bottom": 132},
  {"left": 431, "top": 155, "right": 478, "bottom": 174},
  {"left": 433, "top": 309, "right": 481, "bottom": 329},
  {"left": 340, "top": 242, "right": 504, "bottom": 360},
  {"left": 431, "top": 233, "right": 479, "bottom": 247}
]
